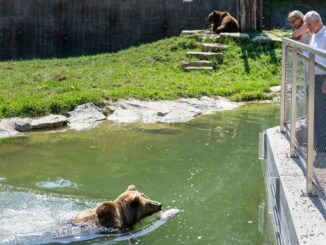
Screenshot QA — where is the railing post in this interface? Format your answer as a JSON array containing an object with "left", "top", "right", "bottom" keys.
[
  {"left": 306, "top": 52, "right": 315, "bottom": 194},
  {"left": 290, "top": 48, "right": 298, "bottom": 157},
  {"left": 280, "top": 42, "right": 287, "bottom": 132}
]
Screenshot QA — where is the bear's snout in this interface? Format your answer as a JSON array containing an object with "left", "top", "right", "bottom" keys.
[
  {"left": 149, "top": 201, "right": 162, "bottom": 212},
  {"left": 158, "top": 202, "right": 162, "bottom": 210},
  {"left": 153, "top": 201, "right": 162, "bottom": 209}
]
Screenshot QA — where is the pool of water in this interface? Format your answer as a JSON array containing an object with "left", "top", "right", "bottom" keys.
[{"left": 0, "top": 104, "right": 279, "bottom": 245}]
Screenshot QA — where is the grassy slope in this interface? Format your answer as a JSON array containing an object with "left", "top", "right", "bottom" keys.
[{"left": 0, "top": 35, "right": 282, "bottom": 119}]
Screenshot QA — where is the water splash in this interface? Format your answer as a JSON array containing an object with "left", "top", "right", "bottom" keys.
[
  {"left": 35, "top": 178, "right": 80, "bottom": 189},
  {"left": 0, "top": 185, "right": 94, "bottom": 244},
  {"left": 0, "top": 185, "right": 179, "bottom": 244}
]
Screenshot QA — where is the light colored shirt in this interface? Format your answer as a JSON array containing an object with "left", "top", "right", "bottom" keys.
[{"left": 309, "top": 25, "right": 326, "bottom": 75}]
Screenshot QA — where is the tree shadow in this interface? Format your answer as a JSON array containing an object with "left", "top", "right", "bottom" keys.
[{"left": 239, "top": 38, "right": 280, "bottom": 74}]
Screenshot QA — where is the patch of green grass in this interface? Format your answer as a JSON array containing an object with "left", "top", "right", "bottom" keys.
[{"left": 0, "top": 33, "right": 282, "bottom": 118}]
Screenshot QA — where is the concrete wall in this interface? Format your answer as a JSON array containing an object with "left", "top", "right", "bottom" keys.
[{"left": 0, "top": 0, "right": 236, "bottom": 60}]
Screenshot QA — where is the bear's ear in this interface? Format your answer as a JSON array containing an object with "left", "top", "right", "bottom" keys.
[
  {"left": 213, "top": 11, "right": 219, "bottom": 16},
  {"left": 127, "top": 185, "right": 136, "bottom": 191},
  {"left": 221, "top": 12, "right": 229, "bottom": 18}
]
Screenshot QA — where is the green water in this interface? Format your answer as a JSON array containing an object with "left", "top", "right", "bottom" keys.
[{"left": 0, "top": 104, "right": 279, "bottom": 244}]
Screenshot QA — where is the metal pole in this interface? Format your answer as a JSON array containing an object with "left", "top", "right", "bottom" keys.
[
  {"left": 280, "top": 42, "right": 287, "bottom": 132},
  {"left": 306, "top": 52, "right": 315, "bottom": 194},
  {"left": 290, "top": 48, "right": 298, "bottom": 157}
]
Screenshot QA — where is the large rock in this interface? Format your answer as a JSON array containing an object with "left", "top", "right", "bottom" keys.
[
  {"left": 107, "top": 108, "right": 160, "bottom": 124},
  {"left": 107, "top": 97, "right": 240, "bottom": 124},
  {"left": 178, "top": 96, "right": 239, "bottom": 115},
  {"left": 67, "top": 103, "right": 106, "bottom": 130},
  {"left": 270, "top": 85, "right": 281, "bottom": 92},
  {"left": 14, "top": 118, "right": 32, "bottom": 131},
  {"left": 0, "top": 119, "right": 20, "bottom": 138},
  {"left": 31, "top": 114, "right": 67, "bottom": 130},
  {"left": 14, "top": 114, "right": 68, "bottom": 132},
  {"left": 160, "top": 109, "right": 198, "bottom": 124}
]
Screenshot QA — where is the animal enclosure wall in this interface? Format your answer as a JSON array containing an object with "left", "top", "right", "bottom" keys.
[{"left": 0, "top": 0, "right": 237, "bottom": 59}]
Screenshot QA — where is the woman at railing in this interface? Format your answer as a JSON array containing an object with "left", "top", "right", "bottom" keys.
[
  {"left": 304, "top": 11, "right": 326, "bottom": 153},
  {"left": 288, "top": 10, "right": 311, "bottom": 44}
]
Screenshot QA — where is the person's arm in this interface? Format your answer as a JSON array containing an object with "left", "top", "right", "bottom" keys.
[
  {"left": 322, "top": 76, "right": 326, "bottom": 94},
  {"left": 292, "top": 23, "right": 309, "bottom": 38}
]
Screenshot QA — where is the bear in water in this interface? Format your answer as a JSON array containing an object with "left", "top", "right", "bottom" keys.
[
  {"left": 73, "top": 185, "right": 162, "bottom": 229},
  {"left": 206, "top": 11, "right": 239, "bottom": 34}
]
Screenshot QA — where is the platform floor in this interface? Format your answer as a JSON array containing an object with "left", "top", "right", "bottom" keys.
[
  {"left": 314, "top": 153, "right": 326, "bottom": 211},
  {"left": 265, "top": 127, "right": 326, "bottom": 245}
]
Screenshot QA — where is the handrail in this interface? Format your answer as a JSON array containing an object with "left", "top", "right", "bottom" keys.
[
  {"left": 281, "top": 37, "right": 326, "bottom": 194},
  {"left": 282, "top": 37, "right": 326, "bottom": 58}
]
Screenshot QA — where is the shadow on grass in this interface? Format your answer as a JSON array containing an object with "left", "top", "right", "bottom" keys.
[{"left": 239, "top": 40, "right": 280, "bottom": 74}]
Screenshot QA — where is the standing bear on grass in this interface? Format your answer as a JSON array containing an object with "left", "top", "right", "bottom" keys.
[{"left": 206, "top": 11, "right": 240, "bottom": 34}]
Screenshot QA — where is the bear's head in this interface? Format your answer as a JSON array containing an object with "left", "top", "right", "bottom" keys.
[
  {"left": 95, "top": 185, "right": 162, "bottom": 229},
  {"left": 206, "top": 11, "right": 230, "bottom": 25}
]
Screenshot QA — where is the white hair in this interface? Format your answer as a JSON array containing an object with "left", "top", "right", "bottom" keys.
[{"left": 304, "top": 11, "right": 322, "bottom": 23}]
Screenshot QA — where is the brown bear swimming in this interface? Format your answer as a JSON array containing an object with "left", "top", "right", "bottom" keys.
[
  {"left": 206, "top": 11, "right": 239, "bottom": 34},
  {"left": 73, "top": 185, "right": 162, "bottom": 229}
]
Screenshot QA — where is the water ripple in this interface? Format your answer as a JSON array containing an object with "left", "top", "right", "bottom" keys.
[{"left": 35, "top": 178, "right": 80, "bottom": 189}]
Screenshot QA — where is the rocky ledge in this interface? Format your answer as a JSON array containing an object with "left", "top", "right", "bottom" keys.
[{"left": 0, "top": 97, "right": 242, "bottom": 139}]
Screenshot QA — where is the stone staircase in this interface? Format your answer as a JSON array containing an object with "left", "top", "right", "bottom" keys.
[
  {"left": 180, "top": 60, "right": 214, "bottom": 71},
  {"left": 180, "top": 29, "right": 282, "bottom": 71},
  {"left": 180, "top": 30, "right": 231, "bottom": 71},
  {"left": 180, "top": 30, "right": 252, "bottom": 71}
]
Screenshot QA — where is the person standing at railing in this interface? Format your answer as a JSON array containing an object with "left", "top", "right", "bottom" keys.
[
  {"left": 304, "top": 11, "right": 326, "bottom": 153},
  {"left": 288, "top": 11, "right": 311, "bottom": 137},
  {"left": 288, "top": 10, "right": 311, "bottom": 44}
]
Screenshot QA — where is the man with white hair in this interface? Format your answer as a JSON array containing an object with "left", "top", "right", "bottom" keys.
[{"left": 304, "top": 11, "right": 326, "bottom": 152}]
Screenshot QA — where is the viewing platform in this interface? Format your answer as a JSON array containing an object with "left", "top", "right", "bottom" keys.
[
  {"left": 263, "top": 37, "right": 326, "bottom": 244},
  {"left": 263, "top": 127, "right": 326, "bottom": 244}
]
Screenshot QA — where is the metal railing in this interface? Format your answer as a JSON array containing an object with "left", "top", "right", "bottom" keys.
[{"left": 280, "top": 37, "right": 326, "bottom": 194}]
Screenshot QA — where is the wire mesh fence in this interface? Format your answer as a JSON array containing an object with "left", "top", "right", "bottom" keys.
[{"left": 280, "top": 38, "right": 326, "bottom": 195}]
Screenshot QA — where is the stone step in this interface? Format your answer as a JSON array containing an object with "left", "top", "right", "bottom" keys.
[
  {"left": 201, "top": 43, "right": 228, "bottom": 52},
  {"left": 183, "top": 66, "right": 214, "bottom": 71},
  {"left": 180, "top": 30, "right": 210, "bottom": 36},
  {"left": 188, "top": 34, "right": 220, "bottom": 41},
  {"left": 180, "top": 60, "right": 213, "bottom": 68},
  {"left": 219, "top": 32, "right": 250, "bottom": 41},
  {"left": 186, "top": 51, "right": 223, "bottom": 60}
]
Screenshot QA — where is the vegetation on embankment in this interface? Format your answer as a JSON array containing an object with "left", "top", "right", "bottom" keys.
[{"left": 0, "top": 34, "right": 282, "bottom": 119}]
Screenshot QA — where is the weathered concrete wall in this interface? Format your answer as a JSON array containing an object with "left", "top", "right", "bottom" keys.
[{"left": 0, "top": 0, "right": 236, "bottom": 59}]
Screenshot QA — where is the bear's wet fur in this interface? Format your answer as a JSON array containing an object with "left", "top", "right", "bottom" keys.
[
  {"left": 206, "top": 11, "right": 239, "bottom": 34},
  {"left": 73, "top": 185, "right": 162, "bottom": 229}
]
